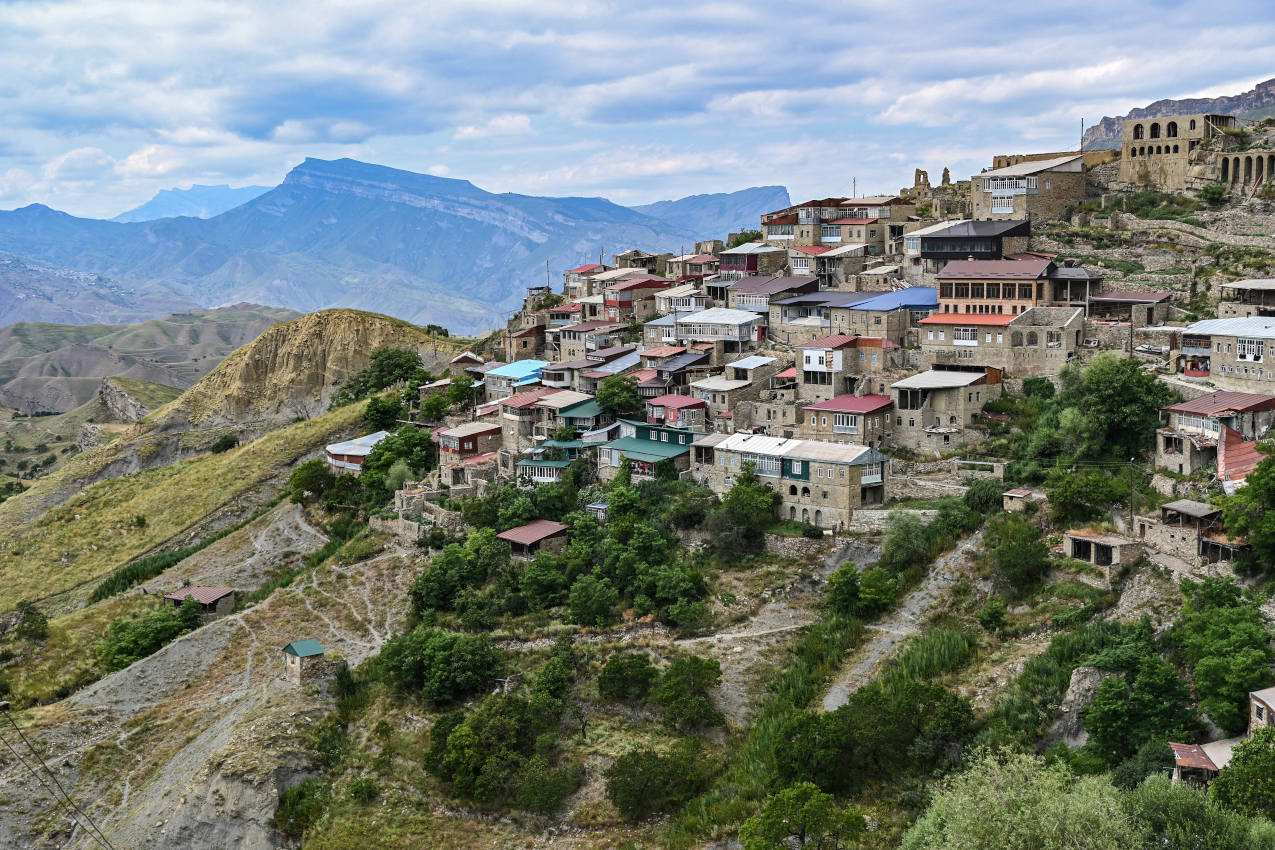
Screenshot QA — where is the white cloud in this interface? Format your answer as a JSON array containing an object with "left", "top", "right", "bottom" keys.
[
  {"left": 454, "top": 114, "right": 533, "bottom": 140},
  {"left": 42, "top": 147, "right": 115, "bottom": 181}
]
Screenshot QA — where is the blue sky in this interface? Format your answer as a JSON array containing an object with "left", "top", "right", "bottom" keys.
[{"left": 1, "top": 0, "right": 1274, "bottom": 218}]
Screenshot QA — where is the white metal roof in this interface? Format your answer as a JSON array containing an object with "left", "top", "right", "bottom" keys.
[
  {"left": 676, "top": 307, "right": 761, "bottom": 326},
  {"left": 891, "top": 370, "right": 985, "bottom": 389},
  {"left": 726, "top": 355, "right": 777, "bottom": 370},
  {"left": 326, "top": 431, "right": 390, "bottom": 456},
  {"left": 821, "top": 242, "right": 871, "bottom": 257},
  {"left": 439, "top": 420, "right": 501, "bottom": 438},
  {"left": 711, "top": 432, "right": 876, "bottom": 464},
  {"left": 860, "top": 265, "right": 900, "bottom": 276},
  {"left": 721, "top": 241, "right": 786, "bottom": 255},
  {"left": 659, "top": 283, "right": 702, "bottom": 298},
  {"left": 978, "top": 155, "right": 1083, "bottom": 177},
  {"left": 1185, "top": 317, "right": 1275, "bottom": 339},
  {"left": 715, "top": 432, "right": 804, "bottom": 456},
  {"left": 1220, "top": 279, "right": 1275, "bottom": 291},
  {"left": 590, "top": 267, "right": 652, "bottom": 281},
  {"left": 906, "top": 219, "right": 970, "bottom": 238},
  {"left": 534, "top": 390, "right": 594, "bottom": 410},
  {"left": 691, "top": 376, "right": 752, "bottom": 392}
]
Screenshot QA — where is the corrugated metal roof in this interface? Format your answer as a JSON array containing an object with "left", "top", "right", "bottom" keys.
[
  {"left": 1185, "top": 317, "right": 1275, "bottom": 339},
  {"left": 799, "top": 333, "right": 862, "bottom": 349},
  {"left": 729, "top": 275, "right": 818, "bottom": 295},
  {"left": 720, "top": 242, "right": 786, "bottom": 255},
  {"left": 691, "top": 376, "right": 752, "bottom": 391},
  {"left": 978, "top": 155, "right": 1082, "bottom": 177},
  {"left": 1220, "top": 279, "right": 1275, "bottom": 291},
  {"left": 846, "top": 286, "right": 938, "bottom": 312},
  {"left": 603, "top": 436, "right": 691, "bottom": 460},
  {"left": 648, "top": 394, "right": 708, "bottom": 408},
  {"left": 1165, "top": 390, "right": 1275, "bottom": 415},
  {"left": 859, "top": 265, "right": 900, "bottom": 275},
  {"left": 726, "top": 355, "right": 777, "bottom": 370},
  {"left": 1161, "top": 499, "right": 1219, "bottom": 517},
  {"left": 919, "top": 313, "right": 1015, "bottom": 326},
  {"left": 892, "top": 370, "right": 986, "bottom": 389},
  {"left": 937, "top": 257, "right": 1052, "bottom": 280},
  {"left": 907, "top": 219, "right": 970, "bottom": 238},
  {"left": 439, "top": 421, "right": 501, "bottom": 438},
  {"left": 497, "top": 519, "right": 569, "bottom": 546},
  {"left": 486, "top": 359, "right": 548, "bottom": 378},
  {"left": 326, "top": 431, "right": 390, "bottom": 456},
  {"left": 284, "top": 639, "right": 325, "bottom": 658},
  {"left": 821, "top": 242, "right": 871, "bottom": 257},
  {"left": 802, "top": 394, "right": 893, "bottom": 414},
  {"left": 1169, "top": 742, "right": 1219, "bottom": 772},
  {"left": 676, "top": 307, "right": 762, "bottom": 326},
  {"left": 921, "top": 219, "right": 1030, "bottom": 239},
  {"left": 535, "top": 390, "right": 594, "bottom": 410},
  {"left": 165, "top": 586, "right": 234, "bottom": 605},
  {"left": 1089, "top": 290, "right": 1170, "bottom": 303}
]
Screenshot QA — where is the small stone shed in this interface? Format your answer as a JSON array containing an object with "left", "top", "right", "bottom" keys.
[
  {"left": 282, "top": 639, "right": 326, "bottom": 686},
  {"left": 1002, "top": 488, "right": 1043, "bottom": 513},
  {"left": 164, "top": 586, "right": 235, "bottom": 618},
  {"left": 496, "top": 519, "right": 570, "bottom": 558},
  {"left": 1064, "top": 528, "right": 1142, "bottom": 586}
]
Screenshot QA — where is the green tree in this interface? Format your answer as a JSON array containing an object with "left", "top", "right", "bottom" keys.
[
  {"left": 331, "top": 348, "right": 429, "bottom": 407},
  {"left": 656, "top": 654, "right": 724, "bottom": 730},
  {"left": 1046, "top": 468, "right": 1126, "bottom": 525},
  {"left": 739, "top": 782, "right": 866, "bottom": 850},
  {"left": 603, "top": 741, "right": 707, "bottom": 821},
  {"left": 364, "top": 395, "right": 404, "bottom": 430},
  {"left": 1082, "top": 658, "right": 1194, "bottom": 765},
  {"left": 289, "top": 459, "right": 335, "bottom": 504},
  {"left": 567, "top": 573, "right": 618, "bottom": 627},
  {"left": 362, "top": 425, "right": 437, "bottom": 492},
  {"left": 13, "top": 601, "right": 48, "bottom": 641},
  {"left": 878, "top": 510, "right": 931, "bottom": 574},
  {"left": 901, "top": 749, "right": 1144, "bottom": 850},
  {"left": 705, "top": 462, "right": 779, "bottom": 557},
  {"left": 378, "top": 627, "right": 502, "bottom": 704},
  {"left": 384, "top": 458, "right": 413, "bottom": 492},
  {"left": 728, "top": 229, "right": 763, "bottom": 247},
  {"left": 1128, "top": 773, "right": 1266, "bottom": 850},
  {"left": 1212, "top": 726, "right": 1275, "bottom": 820},
  {"left": 1199, "top": 182, "right": 1227, "bottom": 204},
  {"left": 976, "top": 598, "right": 1008, "bottom": 634},
  {"left": 963, "top": 477, "right": 1005, "bottom": 515},
  {"left": 96, "top": 599, "right": 202, "bottom": 671},
  {"left": 598, "top": 651, "right": 658, "bottom": 701},
  {"left": 1221, "top": 453, "right": 1275, "bottom": 569},
  {"left": 1022, "top": 377, "right": 1056, "bottom": 400},
  {"left": 1065, "top": 353, "right": 1176, "bottom": 460},
  {"left": 826, "top": 563, "right": 860, "bottom": 616},
  {"left": 986, "top": 513, "right": 1049, "bottom": 592},
  {"left": 596, "top": 374, "right": 644, "bottom": 419}
]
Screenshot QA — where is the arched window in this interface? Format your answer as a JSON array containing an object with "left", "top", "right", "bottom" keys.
[
  {"left": 801, "top": 509, "right": 810, "bottom": 523},
  {"left": 1150, "top": 123, "right": 1161, "bottom": 139},
  {"left": 1011, "top": 331, "right": 1023, "bottom": 347},
  {"left": 801, "top": 486, "right": 810, "bottom": 497},
  {"left": 1167, "top": 121, "right": 1178, "bottom": 138},
  {"left": 1173, "top": 144, "right": 1179, "bottom": 153},
  {"left": 789, "top": 506, "right": 796, "bottom": 520},
  {"left": 949, "top": 415, "right": 957, "bottom": 425},
  {"left": 1026, "top": 331, "right": 1039, "bottom": 346},
  {"left": 1190, "top": 119, "right": 1197, "bottom": 130},
  {"left": 1156, "top": 145, "right": 1162, "bottom": 155},
  {"left": 1133, "top": 124, "right": 1144, "bottom": 140},
  {"left": 1222, "top": 158, "right": 1230, "bottom": 182},
  {"left": 814, "top": 510, "right": 822, "bottom": 527},
  {"left": 788, "top": 485, "right": 797, "bottom": 496},
  {"left": 1140, "top": 146, "right": 1146, "bottom": 156},
  {"left": 1130, "top": 148, "right": 1137, "bottom": 158}
]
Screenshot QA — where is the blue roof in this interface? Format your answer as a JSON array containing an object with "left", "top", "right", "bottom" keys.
[
  {"left": 284, "top": 639, "right": 325, "bottom": 657},
  {"left": 846, "top": 286, "right": 938, "bottom": 312},
  {"left": 487, "top": 360, "right": 547, "bottom": 379}
]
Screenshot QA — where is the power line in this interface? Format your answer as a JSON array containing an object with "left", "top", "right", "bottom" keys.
[
  {"left": 0, "top": 706, "right": 118, "bottom": 850},
  {"left": 0, "top": 727, "right": 107, "bottom": 850}
]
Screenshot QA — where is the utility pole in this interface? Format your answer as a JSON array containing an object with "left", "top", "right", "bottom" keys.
[{"left": 1130, "top": 457, "right": 1136, "bottom": 530}]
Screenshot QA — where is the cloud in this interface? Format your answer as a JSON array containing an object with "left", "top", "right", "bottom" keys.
[
  {"left": 43, "top": 147, "right": 115, "bottom": 181},
  {"left": 454, "top": 114, "right": 533, "bottom": 140}
]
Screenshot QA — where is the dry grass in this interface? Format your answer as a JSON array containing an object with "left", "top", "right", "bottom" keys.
[{"left": 0, "top": 401, "right": 367, "bottom": 608}]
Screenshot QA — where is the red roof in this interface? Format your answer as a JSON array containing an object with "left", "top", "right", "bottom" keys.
[
  {"left": 548, "top": 302, "right": 583, "bottom": 313},
  {"left": 825, "top": 217, "right": 879, "bottom": 225},
  {"left": 765, "top": 213, "right": 798, "bottom": 225},
  {"left": 497, "top": 519, "right": 569, "bottom": 546},
  {"left": 631, "top": 369, "right": 658, "bottom": 383},
  {"left": 937, "top": 257, "right": 1052, "bottom": 280},
  {"left": 648, "top": 394, "right": 708, "bottom": 409},
  {"left": 164, "top": 586, "right": 234, "bottom": 605},
  {"left": 919, "top": 313, "right": 1016, "bottom": 326},
  {"left": 1219, "top": 423, "right": 1265, "bottom": 484},
  {"left": 1165, "top": 390, "right": 1275, "bottom": 416},
  {"left": 501, "top": 387, "right": 559, "bottom": 409},
  {"left": 1169, "top": 742, "right": 1218, "bottom": 772},
  {"left": 774, "top": 366, "right": 797, "bottom": 378},
  {"left": 643, "top": 346, "right": 687, "bottom": 358},
  {"left": 800, "top": 333, "right": 862, "bottom": 349},
  {"left": 510, "top": 326, "right": 544, "bottom": 338},
  {"left": 790, "top": 245, "right": 833, "bottom": 255},
  {"left": 606, "top": 277, "right": 669, "bottom": 292},
  {"left": 803, "top": 394, "right": 893, "bottom": 414},
  {"left": 685, "top": 253, "right": 718, "bottom": 264},
  {"left": 567, "top": 263, "right": 604, "bottom": 273}
]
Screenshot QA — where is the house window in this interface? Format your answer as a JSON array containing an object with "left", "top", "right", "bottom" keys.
[
  {"left": 991, "top": 194, "right": 1015, "bottom": 213},
  {"left": 1238, "top": 338, "right": 1265, "bottom": 361},
  {"left": 928, "top": 330, "right": 934, "bottom": 340},
  {"left": 661, "top": 431, "right": 668, "bottom": 441},
  {"left": 792, "top": 460, "right": 803, "bottom": 474},
  {"left": 954, "top": 327, "right": 979, "bottom": 345}
]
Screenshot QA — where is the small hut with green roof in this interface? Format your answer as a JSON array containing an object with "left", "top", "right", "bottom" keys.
[{"left": 283, "top": 639, "right": 326, "bottom": 685}]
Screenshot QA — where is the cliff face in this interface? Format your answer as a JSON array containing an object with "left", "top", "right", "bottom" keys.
[
  {"left": 160, "top": 308, "right": 462, "bottom": 429},
  {"left": 1083, "top": 77, "right": 1275, "bottom": 149}
]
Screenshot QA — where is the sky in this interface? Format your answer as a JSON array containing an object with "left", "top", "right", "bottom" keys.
[{"left": 2, "top": 0, "right": 1275, "bottom": 219}]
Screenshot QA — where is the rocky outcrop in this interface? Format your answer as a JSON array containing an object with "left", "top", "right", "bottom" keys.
[
  {"left": 1041, "top": 665, "right": 1118, "bottom": 750},
  {"left": 1084, "top": 78, "right": 1275, "bottom": 149},
  {"left": 98, "top": 376, "right": 152, "bottom": 422}
]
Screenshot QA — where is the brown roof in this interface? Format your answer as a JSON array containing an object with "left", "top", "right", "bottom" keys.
[
  {"left": 730, "top": 275, "right": 819, "bottom": 295},
  {"left": 937, "top": 257, "right": 1053, "bottom": 280},
  {"left": 496, "top": 519, "right": 569, "bottom": 546},
  {"left": 164, "top": 586, "right": 234, "bottom": 605},
  {"left": 560, "top": 320, "right": 619, "bottom": 333},
  {"left": 1165, "top": 390, "right": 1275, "bottom": 416},
  {"left": 1169, "top": 742, "right": 1219, "bottom": 772}
]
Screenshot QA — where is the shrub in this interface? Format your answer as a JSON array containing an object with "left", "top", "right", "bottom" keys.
[
  {"left": 656, "top": 654, "right": 724, "bottom": 730},
  {"left": 739, "top": 782, "right": 865, "bottom": 850},
  {"left": 13, "top": 601, "right": 48, "bottom": 641},
  {"left": 986, "top": 513, "right": 1049, "bottom": 593},
  {"left": 209, "top": 433, "right": 239, "bottom": 453},
  {"left": 598, "top": 651, "right": 658, "bottom": 701},
  {"left": 1022, "top": 377, "right": 1055, "bottom": 400},
  {"left": 976, "top": 598, "right": 1008, "bottom": 634},
  {"left": 378, "top": 627, "right": 502, "bottom": 704},
  {"left": 348, "top": 777, "right": 378, "bottom": 803},
  {"left": 568, "top": 573, "right": 618, "bottom": 627},
  {"left": 275, "top": 778, "right": 330, "bottom": 838},
  {"left": 1199, "top": 181, "right": 1227, "bottom": 204},
  {"left": 963, "top": 478, "right": 1005, "bottom": 515},
  {"left": 604, "top": 741, "right": 708, "bottom": 821},
  {"left": 95, "top": 598, "right": 202, "bottom": 671}
]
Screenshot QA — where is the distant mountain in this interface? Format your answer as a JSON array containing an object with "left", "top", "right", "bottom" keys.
[
  {"left": 0, "top": 251, "right": 197, "bottom": 326},
  {"left": 1083, "top": 77, "right": 1275, "bottom": 149},
  {"left": 0, "top": 158, "right": 788, "bottom": 333},
  {"left": 631, "top": 186, "right": 790, "bottom": 240},
  {"left": 111, "top": 184, "right": 271, "bottom": 222}
]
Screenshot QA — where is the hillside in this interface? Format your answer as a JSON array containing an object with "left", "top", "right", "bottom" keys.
[
  {"left": 0, "top": 303, "right": 297, "bottom": 415},
  {"left": 631, "top": 186, "right": 791, "bottom": 239},
  {"left": 0, "top": 250, "right": 197, "bottom": 326},
  {"left": 1083, "top": 76, "right": 1275, "bottom": 148},
  {"left": 0, "top": 159, "right": 787, "bottom": 332},
  {"left": 111, "top": 184, "right": 271, "bottom": 222}
]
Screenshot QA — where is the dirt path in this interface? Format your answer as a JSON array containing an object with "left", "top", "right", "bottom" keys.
[{"left": 820, "top": 529, "right": 983, "bottom": 712}]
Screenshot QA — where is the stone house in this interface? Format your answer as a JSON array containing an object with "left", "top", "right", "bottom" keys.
[
  {"left": 889, "top": 367, "right": 1003, "bottom": 452},
  {"left": 635, "top": 351, "right": 713, "bottom": 398},
  {"left": 796, "top": 333, "right": 903, "bottom": 402},
  {"left": 612, "top": 249, "right": 672, "bottom": 276},
  {"left": 497, "top": 519, "right": 569, "bottom": 557},
  {"left": 970, "top": 155, "right": 1085, "bottom": 222},
  {"left": 448, "top": 351, "right": 485, "bottom": 379},
  {"left": 1118, "top": 113, "right": 1236, "bottom": 191},
  {"left": 504, "top": 325, "right": 547, "bottom": 362},
  {"left": 437, "top": 420, "right": 502, "bottom": 470},
  {"left": 1219, "top": 280, "right": 1275, "bottom": 319},
  {"left": 666, "top": 253, "right": 719, "bottom": 280},
  {"left": 689, "top": 375, "right": 755, "bottom": 426},
  {"left": 555, "top": 320, "right": 626, "bottom": 362},
  {"left": 498, "top": 387, "right": 560, "bottom": 456},
  {"left": 760, "top": 196, "right": 916, "bottom": 250},
  {"left": 283, "top": 639, "right": 326, "bottom": 686},
  {"left": 799, "top": 394, "right": 893, "bottom": 447},
  {"left": 902, "top": 219, "right": 1032, "bottom": 282},
  {"left": 563, "top": 263, "right": 610, "bottom": 298},
  {"left": 768, "top": 291, "right": 873, "bottom": 346},
  {"left": 1087, "top": 291, "right": 1172, "bottom": 326},
  {"left": 598, "top": 419, "right": 695, "bottom": 481},
  {"left": 1064, "top": 529, "right": 1142, "bottom": 587},
  {"left": 1135, "top": 499, "right": 1251, "bottom": 565},
  {"left": 718, "top": 242, "right": 788, "bottom": 280},
  {"left": 164, "top": 586, "right": 235, "bottom": 619},
  {"left": 726, "top": 275, "right": 819, "bottom": 315},
  {"left": 689, "top": 432, "right": 891, "bottom": 529},
  {"left": 919, "top": 306, "right": 1085, "bottom": 377},
  {"left": 1175, "top": 318, "right": 1275, "bottom": 392},
  {"left": 531, "top": 390, "right": 594, "bottom": 438},
  {"left": 1155, "top": 390, "right": 1275, "bottom": 477},
  {"left": 672, "top": 308, "right": 765, "bottom": 356},
  {"left": 484, "top": 360, "right": 547, "bottom": 400},
  {"left": 826, "top": 287, "right": 939, "bottom": 348},
  {"left": 655, "top": 284, "right": 708, "bottom": 315},
  {"left": 934, "top": 256, "right": 1103, "bottom": 318},
  {"left": 603, "top": 277, "right": 670, "bottom": 323}
]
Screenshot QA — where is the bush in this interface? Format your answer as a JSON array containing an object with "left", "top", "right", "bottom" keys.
[
  {"left": 209, "top": 433, "right": 239, "bottom": 453},
  {"left": 96, "top": 599, "right": 202, "bottom": 670},
  {"left": 378, "top": 627, "right": 502, "bottom": 704},
  {"left": 1199, "top": 181, "right": 1227, "bottom": 204},
  {"left": 656, "top": 654, "right": 724, "bottom": 730},
  {"left": 598, "top": 651, "right": 658, "bottom": 701},
  {"left": 568, "top": 573, "right": 618, "bottom": 627},
  {"left": 275, "top": 778, "right": 330, "bottom": 838},
  {"left": 740, "top": 782, "right": 865, "bottom": 850},
  {"left": 1211, "top": 725, "right": 1275, "bottom": 819},
  {"left": 13, "top": 601, "right": 48, "bottom": 641},
  {"left": 878, "top": 511, "right": 931, "bottom": 574},
  {"left": 976, "top": 598, "right": 1008, "bottom": 634},
  {"left": 604, "top": 741, "right": 708, "bottom": 821},
  {"left": 1022, "top": 377, "right": 1055, "bottom": 400},
  {"left": 963, "top": 478, "right": 1005, "bottom": 515},
  {"left": 826, "top": 563, "right": 861, "bottom": 616},
  {"left": 364, "top": 395, "right": 403, "bottom": 430},
  {"left": 986, "top": 513, "right": 1049, "bottom": 593}
]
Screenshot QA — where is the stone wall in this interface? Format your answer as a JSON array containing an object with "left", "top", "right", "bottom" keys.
[
  {"left": 1111, "top": 211, "right": 1275, "bottom": 250},
  {"left": 370, "top": 516, "right": 424, "bottom": 539},
  {"left": 847, "top": 509, "right": 937, "bottom": 534}
]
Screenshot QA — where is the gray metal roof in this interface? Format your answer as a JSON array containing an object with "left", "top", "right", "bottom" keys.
[
  {"left": 726, "top": 355, "right": 777, "bottom": 370},
  {"left": 978, "top": 155, "right": 1083, "bottom": 177},
  {"left": 1162, "top": 499, "right": 1219, "bottom": 518},
  {"left": 1220, "top": 279, "right": 1275, "bottom": 291},
  {"left": 1185, "top": 318, "right": 1275, "bottom": 339},
  {"left": 891, "top": 370, "right": 985, "bottom": 389},
  {"left": 721, "top": 242, "right": 786, "bottom": 255},
  {"left": 676, "top": 307, "right": 762, "bottom": 325}
]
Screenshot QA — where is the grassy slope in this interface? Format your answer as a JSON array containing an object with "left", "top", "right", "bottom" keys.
[
  {"left": 0, "top": 400, "right": 367, "bottom": 609},
  {"left": 106, "top": 376, "right": 183, "bottom": 410}
]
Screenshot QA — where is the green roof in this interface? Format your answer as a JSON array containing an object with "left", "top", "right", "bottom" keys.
[
  {"left": 517, "top": 459, "right": 572, "bottom": 468},
  {"left": 561, "top": 399, "right": 603, "bottom": 420},
  {"left": 283, "top": 639, "right": 325, "bottom": 657},
  {"left": 604, "top": 436, "right": 690, "bottom": 462},
  {"left": 541, "top": 439, "right": 586, "bottom": 449}
]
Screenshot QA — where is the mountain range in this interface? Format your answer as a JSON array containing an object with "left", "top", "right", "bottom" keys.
[
  {"left": 0, "top": 160, "right": 789, "bottom": 333},
  {"left": 1083, "top": 76, "right": 1275, "bottom": 149},
  {"left": 111, "top": 184, "right": 272, "bottom": 223}
]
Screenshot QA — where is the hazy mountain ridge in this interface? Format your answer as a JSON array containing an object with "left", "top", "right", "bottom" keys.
[
  {"left": 111, "top": 184, "right": 272, "bottom": 223},
  {"left": 1083, "top": 77, "right": 1275, "bottom": 149},
  {"left": 0, "top": 159, "right": 789, "bottom": 332},
  {"left": 633, "top": 185, "right": 791, "bottom": 238}
]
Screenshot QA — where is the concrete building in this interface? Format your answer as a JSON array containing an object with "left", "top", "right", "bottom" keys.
[
  {"left": 1218, "top": 279, "right": 1275, "bottom": 319},
  {"left": 970, "top": 155, "right": 1085, "bottom": 222},
  {"left": 655, "top": 284, "right": 709, "bottom": 315},
  {"left": 767, "top": 291, "right": 874, "bottom": 346},
  {"left": 826, "top": 287, "right": 939, "bottom": 348},
  {"left": 689, "top": 432, "right": 891, "bottom": 529},
  {"left": 934, "top": 256, "right": 1103, "bottom": 317},
  {"left": 796, "top": 333, "right": 902, "bottom": 402},
  {"left": 890, "top": 368, "right": 1003, "bottom": 451},
  {"left": 1119, "top": 113, "right": 1236, "bottom": 191},
  {"left": 919, "top": 306, "right": 1085, "bottom": 377},
  {"left": 1155, "top": 390, "right": 1275, "bottom": 477},
  {"left": 799, "top": 394, "right": 893, "bottom": 447}
]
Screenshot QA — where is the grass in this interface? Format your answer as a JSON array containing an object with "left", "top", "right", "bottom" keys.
[
  {"left": 0, "top": 400, "right": 368, "bottom": 609},
  {"left": 882, "top": 627, "right": 977, "bottom": 690},
  {"left": 107, "top": 376, "right": 183, "bottom": 410},
  {"left": 88, "top": 515, "right": 257, "bottom": 603},
  {"left": 240, "top": 524, "right": 370, "bottom": 608}
]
